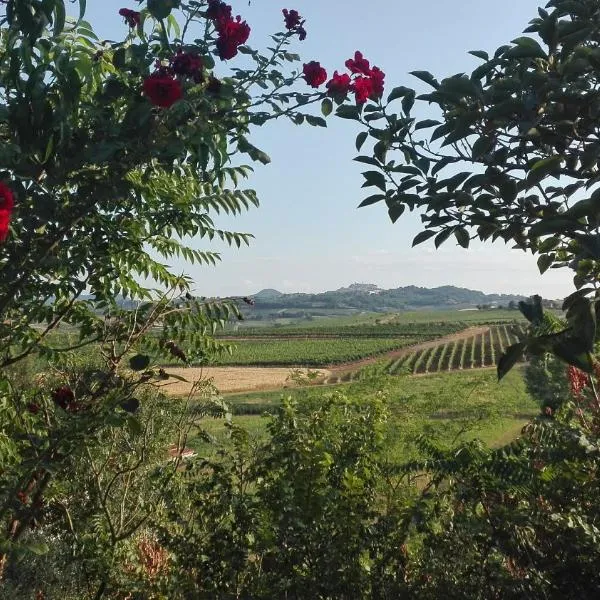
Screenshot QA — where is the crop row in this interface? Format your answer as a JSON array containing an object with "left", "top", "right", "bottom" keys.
[
  {"left": 218, "top": 322, "right": 465, "bottom": 339},
  {"left": 211, "top": 337, "right": 420, "bottom": 367},
  {"left": 385, "top": 325, "right": 526, "bottom": 375}
]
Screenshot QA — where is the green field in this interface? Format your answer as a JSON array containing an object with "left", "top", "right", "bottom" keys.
[
  {"left": 193, "top": 367, "right": 539, "bottom": 463},
  {"left": 212, "top": 337, "right": 419, "bottom": 366}
]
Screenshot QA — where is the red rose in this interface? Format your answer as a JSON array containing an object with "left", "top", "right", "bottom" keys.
[
  {"left": 370, "top": 66, "right": 385, "bottom": 99},
  {"left": 27, "top": 402, "right": 40, "bottom": 415},
  {"left": 206, "top": 0, "right": 232, "bottom": 25},
  {"left": 282, "top": 9, "right": 306, "bottom": 39},
  {"left": 52, "top": 386, "right": 75, "bottom": 410},
  {"left": 119, "top": 8, "right": 141, "bottom": 28},
  {"left": 143, "top": 74, "right": 183, "bottom": 108},
  {"left": 283, "top": 8, "right": 301, "bottom": 29},
  {"left": 353, "top": 75, "right": 373, "bottom": 105},
  {"left": 171, "top": 51, "right": 203, "bottom": 79},
  {"left": 215, "top": 16, "right": 250, "bottom": 60},
  {"left": 0, "top": 181, "right": 14, "bottom": 243},
  {"left": 326, "top": 71, "right": 352, "bottom": 97},
  {"left": 345, "top": 51, "right": 371, "bottom": 75},
  {"left": 303, "top": 61, "right": 327, "bottom": 88}
]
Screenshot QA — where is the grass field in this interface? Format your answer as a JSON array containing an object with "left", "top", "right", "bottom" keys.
[{"left": 192, "top": 367, "right": 539, "bottom": 463}]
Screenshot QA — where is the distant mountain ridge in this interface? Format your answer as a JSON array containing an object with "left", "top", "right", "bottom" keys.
[{"left": 251, "top": 283, "right": 534, "bottom": 312}]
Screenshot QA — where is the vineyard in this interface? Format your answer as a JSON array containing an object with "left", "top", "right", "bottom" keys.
[
  {"left": 217, "top": 321, "right": 464, "bottom": 339},
  {"left": 384, "top": 324, "right": 526, "bottom": 375},
  {"left": 211, "top": 337, "right": 421, "bottom": 367}
]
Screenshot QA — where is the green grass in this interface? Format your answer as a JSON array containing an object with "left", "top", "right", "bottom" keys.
[{"left": 190, "top": 367, "right": 539, "bottom": 461}]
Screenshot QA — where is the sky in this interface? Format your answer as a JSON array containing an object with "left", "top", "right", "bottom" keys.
[{"left": 86, "top": 0, "right": 574, "bottom": 299}]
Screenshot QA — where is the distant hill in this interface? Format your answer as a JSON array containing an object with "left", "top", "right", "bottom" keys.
[
  {"left": 248, "top": 284, "right": 536, "bottom": 314},
  {"left": 254, "top": 288, "right": 284, "bottom": 299}
]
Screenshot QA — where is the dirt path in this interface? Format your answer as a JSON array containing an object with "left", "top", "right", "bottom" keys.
[{"left": 328, "top": 325, "right": 490, "bottom": 376}]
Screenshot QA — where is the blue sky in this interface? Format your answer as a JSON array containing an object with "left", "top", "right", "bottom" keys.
[{"left": 87, "top": 0, "right": 573, "bottom": 298}]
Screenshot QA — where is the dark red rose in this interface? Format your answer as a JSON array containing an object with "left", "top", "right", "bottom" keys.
[
  {"left": 206, "top": 0, "right": 232, "bottom": 25},
  {"left": 345, "top": 51, "right": 371, "bottom": 75},
  {"left": 215, "top": 16, "right": 250, "bottom": 60},
  {"left": 326, "top": 71, "right": 352, "bottom": 97},
  {"left": 353, "top": 75, "right": 373, "bottom": 105},
  {"left": 52, "top": 386, "right": 75, "bottom": 410},
  {"left": 17, "top": 491, "right": 28, "bottom": 505},
  {"left": 369, "top": 66, "right": 385, "bottom": 99},
  {"left": 143, "top": 74, "right": 183, "bottom": 108},
  {"left": 282, "top": 9, "right": 301, "bottom": 29},
  {"left": 303, "top": 61, "right": 327, "bottom": 88},
  {"left": 171, "top": 51, "right": 203, "bottom": 78},
  {"left": 282, "top": 9, "right": 306, "bottom": 40},
  {"left": 27, "top": 402, "right": 40, "bottom": 415},
  {"left": 0, "top": 181, "right": 14, "bottom": 243},
  {"left": 119, "top": 8, "right": 141, "bottom": 28}
]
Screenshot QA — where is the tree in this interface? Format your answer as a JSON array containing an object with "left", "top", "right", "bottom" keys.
[{"left": 0, "top": 1, "right": 380, "bottom": 593}]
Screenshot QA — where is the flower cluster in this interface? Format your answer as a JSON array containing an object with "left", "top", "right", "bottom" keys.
[
  {"left": 119, "top": 7, "right": 141, "bottom": 28},
  {"left": 303, "top": 51, "right": 385, "bottom": 105},
  {"left": 282, "top": 9, "right": 306, "bottom": 40},
  {"left": 0, "top": 181, "right": 14, "bottom": 243},
  {"left": 206, "top": 0, "right": 250, "bottom": 60},
  {"left": 171, "top": 50, "right": 203, "bottom": 81},
  {"left": 568, "top": 365, "right": 589, "bottom": 399}
]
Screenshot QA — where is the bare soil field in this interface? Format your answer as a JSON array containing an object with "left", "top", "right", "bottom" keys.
[{"left": 161, "top": 366, "right": 331, "bottom": 396}]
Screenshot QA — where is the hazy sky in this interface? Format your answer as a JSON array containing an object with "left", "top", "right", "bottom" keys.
[{"left": 87, "top": 0, "right": 573, "bottom": 298}]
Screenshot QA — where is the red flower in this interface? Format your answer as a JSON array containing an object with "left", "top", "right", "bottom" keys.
[
  {"left": 206, "top": 0, "right": 232, "bottom": 25},
  {"left": 0, "top": 181, "right": 14, "bottom": 243},
  {"left": 171, "top": 51, "right": 203, "bottom": 79},
  {"left": 353, "top": 75, "right": 373, "bottom": 105},
  {"left": 568, "top": 365, "right": 589, "bottom": 398},
  {"left": 143, "top": 73, "right": 183, "bottom": 108},
  {"left": 326, "top": 71, "right": 352, "bottom": 97},
  {"left": 119, "top": 8, "right": 141, "bottom": 28},
  {"left": 215, "top": 16, "right": 250, "bottom": 60},
  {"left": 52, "top": 386, "right": 75, "bottom": 410},
  {"left": 303, "top": 61, "right": 327, "bottom": 88},
  {"left": 282, "top": 9, "right": 306, "bottom": 39},
  {"left": 370, "top": 66, "right": 385, "bottom": 99},
  {"left": 345, "top": 51, "right": 371, "bottom": 75},
  {"left": 27, "top": 402, "right": 40, "bottom": 415}
]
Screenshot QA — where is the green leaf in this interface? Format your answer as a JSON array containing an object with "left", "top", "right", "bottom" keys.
[
  {"left": 129, "top": 354, "right": 150, "bottom": 371},
  {"left": 414, "top": 119, "right": 441, "bottom": 131},
  {"left": 336, "top": 104, "right": 361, "bottom": 120},
  {"left": 387, "top": 86, "right": 413, "bottom": 102},
  {"left": 361, "top": 171, "right": 386, "bottom": 192},
  {"left": 412, "top": 230, "right": 436, "bottom": 247},
  {"left": 508, "top": 36, "right": 547, "bottom": 59},
  {"left": 537, "top": 254, "right": 554, "bottom": 274},
  {"left": 147, "top": 0, "right": 180, "bottom": 20},
  {"left": 402, "top": 90, "right": 416, "bottom": 114},
  {"left": 305, "top": 115, "right": 327, "bottom": 127},
  {"left": 409, "top": 71, "right": 439, "bottom": 89},
  {"left": 388, "top": 203, "right": 405, "bottom": 223},
  {"left": 358, "top": 194, "right": 386, "bottom": 208},
  {"left": 435, "top": 228, "right": 454, "bottom": 248},
  {"left": 355, "top": 131, "right": 368, "bottom": 151},
  {"left": 321, "top": 98, "right": 333, "bottom": 117},
  {"left": 497, "top": 342, "right": 525, "bottom": 380},
  {"left": 454, "top": 227, "right": 470, "bottom": 248},
  {"left": 468, "top": 50, "right": 489, "bottom": 61}
]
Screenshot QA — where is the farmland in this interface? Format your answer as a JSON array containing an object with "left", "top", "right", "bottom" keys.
[{"left": 385, "top": 323, "right": 526, "bottom": 375}]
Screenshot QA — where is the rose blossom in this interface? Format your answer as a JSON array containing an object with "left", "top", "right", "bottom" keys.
[
  {"left": 326, "top": 71, "right": 352, "bottom": 97},
  {"left": 171, "top": 51, "right": 203, "bottom": 79},
  {"left": 303, "top": 61, "right": 327, "bottom": 88},
  {"left": 353, "top": 75, "right": 373, "bottom": 105},
  {"left": 282, "top": 9, "right": 306, "bottom": 40},
  {"left": 0, "top": 181, "right": 14, "bottom": 243},
  {"left": 118, "top": 8, "right": 141, "bottom": 28},
  {"left": 345, "top": 51, "right": 371, "bottom": 75},
  {"left": 143, "top": 73, "right": 183, "bottom": 108}
]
